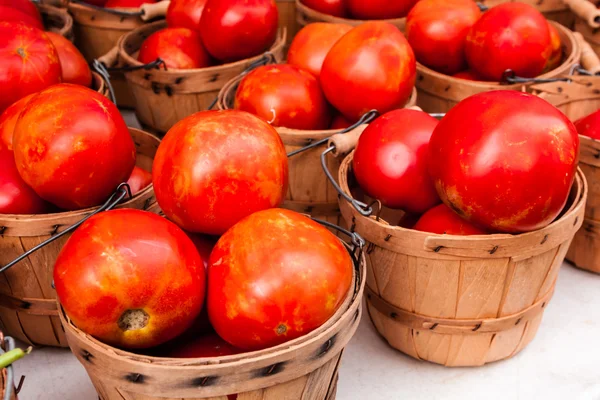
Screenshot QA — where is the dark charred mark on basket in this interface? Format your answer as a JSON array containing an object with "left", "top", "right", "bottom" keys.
[
  {"left": 81, "top": 350, "right": 94, "bottom": 363},
  {"left": 418, "top": 74, "right": 424, "bottom": 82},
  {"left": 384, "top": 234, "right": 391, "bottom": 242},
  {"left": 354, "top": 309, "right": 360, "bottom": 321},
  {"left": 190, "top": 376, "right": 219, "bottom": 387},
  {"left": 124, "top": 373, "right": 145, "bottom": 384},
  {"left": 585, "top": 222, "right": 596, "bottom": 234},
  {"left": 472, "top": 323, "right": 482, "bottom": 332},
  {"left": 433, "top": 246, "right": 444, "bottom": 253},
  {"left": 165, "top": 86, "right": 173, "bottom": 97},
  {"left": 429, "top": 323, "right": 438, "bottom": 330},
  {"left": 143, "top": 198, "right": 152, "bottom": 211},
  {"left": 556, "top": 86, "right": 563, "bottom": 93},
  {"left": 489, "top": 246, "right": 498, "bottom": 255},
  {"left": 315, "top": 334, "right": 337, "bottom": 358},
  {"left": 254, "top": 361, "right": 287, "bottom": 378},
  {"left": 444, "top": 85, "right": 451, "bottom": 92},
  {"left": 540, "top": 234, "right": 549, "bottom": 245},
  {"left": 19, "top": 300, "right": 31, "bottom": 310},
  {"left": 151, "top": 82, "right": 160, "bottom": 94},
  {"left": 144, "top": 73, "right": 151, "bottom": 80},
  {"left": 390, "top": 312, "right": 398, "bottom": 319},
  {"left": 209, "top": 74, "right": 219, "bottom": 83},
  {"left": 51, "top": 225, "right": 60, "bottom": 236},
  {"left": 175, "top": 77, "right": 184, "bottom": 84},
  {"left": 574, "top": 217, "right": 579, "bottom": 226},
  {"left": 515, "top": 318, "right": 522, "bottom": 326},
  {"left": 0, "top": 226, "right": 6, "bottom": 237}
]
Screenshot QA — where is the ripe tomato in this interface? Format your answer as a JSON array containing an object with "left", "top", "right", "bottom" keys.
[
  {"left": 0, "top": 22, "right": 61, "bottom": 114},
  {"left": 45, "top": 32, "right": 92, "bottom": 87},
  {"left": 429, "top": 91, "right": 578, "bottom": 233},
  {"left": 138, "top": 28, "right": 213, "bottom": 70},
  {"left": 0, "top": 6, "right": 43, "bottom": 30},
  {"left": 208, "top": 208, "right": 353, "bottom": 350},
  {"left": 465, "top": 3, "right": 552, "bottom": 81},
  {"left": 54, "top": 209, "right": 206, "bottom": 349},
  {"left": 126, "top": 166, "right": 152, "bottom": 196},
  {"left": 347, "top": 0, "right": 417, "bottom": 19},
  {"left": 299, "top": 0, "right": 347, "bottom": 18},
  {"left": 453, "top": 70, "right": 481, "bottom": 81},
  {"left": 234, "top": 64, "right": 332, "bottom": 130},
  {"left": 165, "top": 333, "right": 242, "bottom": 358},
  {"left": 0, "top": 93, "right": 36, "bottom": 150},
  {"left": 287, "top": 23, "right": 351, "bottom": 78},
  {"left": 321, "top": 22, "right": 416, "bottom": 121},
  {"left": 13, "top": 84, "right": 136, "bottom": 210},
  {"left": 152, "top": 110, "right": 288, "bottom": 235},
  {"left": 330, "top": 113, "right": 353, "bottom": 130},
  {"left": 0, "top": 147, "right": 49, "bottom": 214},
  {"left": 413, "top": 204, "right": 487, "bottom": 235},
  {"left": 406, "top": 0, "right": 481, "bottom": 75},
  {"left": 104, "top": 0, "right": 157, "bottom": 8},
  {"left": 544, "top": 23, "right": 562, "bottom": 73},
  {"left": 353, "top": 109, "right": 440, "bottom": 213},
  {"left": 574, "top": 109, "right": 600, "bottom": 140},
  {"left": 200, "top": 0, "right": 278, "bottom": 62},
  {"left": 167, "top": 0, "right": 208, "bottom": 31},
  {"left": 0, "top": 0, "right": 42, "bottom": 22}
]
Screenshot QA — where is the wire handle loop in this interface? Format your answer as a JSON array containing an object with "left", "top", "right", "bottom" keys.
[
  {"left": 106, "top": 58, "right": 167, "bottom": 73},
  {"left": 501, "top": 69, "right": 572, "bottom": 84},
  {"left": 92, "top": 60, "right": 117, "bottom": 105}
]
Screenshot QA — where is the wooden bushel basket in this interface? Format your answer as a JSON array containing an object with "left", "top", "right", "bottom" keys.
[
  {"left": 217, "top": 71, "right": 416, "bottom": 226},
  {"left": 337, "top": 152, "right": 587, "bottom": 367},
  {"left": 295, "top": 0, "right": 406, "bottom": 30},
  {"left": 415, "top": 22, "right": 580, "bottom": 113},
  {"left": 60, "top": 242, "right": 366, "bottom": 400},
  {"left": 39, "top": 3, "right": 74, "bottom": 41},
  {"left": 0, "top": 128, "right": 160, "bottom": 348},
  {"left": 109, "top": 21, "right": 287, "bottom": 134}
]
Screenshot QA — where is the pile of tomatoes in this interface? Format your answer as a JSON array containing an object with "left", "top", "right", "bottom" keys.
[{"left": 300, "top": 0, "right": 418, "bottom": 20}]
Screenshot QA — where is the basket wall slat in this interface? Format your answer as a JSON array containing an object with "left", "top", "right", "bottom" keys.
[{"left": 277, "top": 0, "right": 299, "bottom": 44}]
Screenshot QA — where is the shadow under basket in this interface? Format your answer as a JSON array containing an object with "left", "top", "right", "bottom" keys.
[
  {"left": 217, "top": 71, "right": 417, "bottom": 228},
  {"left": 338, "top": 152, "right": 587, "bottom": 367},
  {"left": 39, "top": 3, "right": 74, "bottom": 41},
  {"left": 60, "top": 245, "right": 366, "bottom": 400},
  {"left": 0, "top": 128, "right": 160, "bottom": 348}
]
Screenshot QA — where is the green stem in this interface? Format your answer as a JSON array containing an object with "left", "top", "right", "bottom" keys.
[{"left": 0, "top": 347, "right": 31, "bottom": 369}]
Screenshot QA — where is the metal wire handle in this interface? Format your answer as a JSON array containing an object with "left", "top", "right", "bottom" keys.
[
  {"left": 104, "top": 58, "right": 167, "bottom": 73},
  {"left": 501, "top": 69, "right": 572, "bottom": 84},
  {"left": 70, "top": 0, "right": 144, "bottom": 16},
  {"left": 0, "top": 183, "right": 132, "bottom": 274},
  {"left": 92, "top": 60, "right": 117, "bottom": 105},
  {"left": 476, "top": 2, "right": 488, "bottom": 11},
  {"left": 569, "top": 63, "right": 599, "bottom": 76}
]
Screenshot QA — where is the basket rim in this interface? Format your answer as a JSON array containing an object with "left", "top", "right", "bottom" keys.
[{"left": 295, "top": 0, "right": 406, "bottom": 25}]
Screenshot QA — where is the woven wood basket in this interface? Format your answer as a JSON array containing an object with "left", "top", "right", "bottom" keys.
[
  {"left": 278, "top": 0, "right": 299, "bottom": 44},
  {"left": 415, "top": 21, "right": 580, "bottom": 114},
  {"left": 482, "top": 0, "right": 575, "bottom": 27},
  {"left": 60, "top": 242, "right": 366, "bottom": 400},
  {"left": 39, "top": 3, "right": 74, "bottom": 41},
  {"left": 336, "top": 152, "right": 587, "bottom": 367},
  {"left": 217, "top": 71, "right": 416, "bottom": 226},
  {"left": 295, "top": 0, "right": 406, "bottom": 31},
  {"left": 0, "top": 128, "right": 160, "bottom": 348}
]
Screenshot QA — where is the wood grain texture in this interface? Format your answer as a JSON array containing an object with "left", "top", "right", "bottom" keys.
[{"left": 338, "top": 153, "right": 587, "bottom": 367}]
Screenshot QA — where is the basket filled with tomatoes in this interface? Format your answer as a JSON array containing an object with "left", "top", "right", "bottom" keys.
[
  {"left": 328, "top": 90, "right": 586, "bottom": 367},
  {"left": 407, "top": 1, "right": 581, "bottom": 114},
  {"left": 218, "top": 21, "right": 416, "bottom": 227},
  {"left": 55, "top": 108, "right": 366, "bottom": 400}
]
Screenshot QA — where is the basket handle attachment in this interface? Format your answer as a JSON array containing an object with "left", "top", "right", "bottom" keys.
[
  {"left": 501, "top": 69, "right": 573, "bottom": 84},
  {"left": 575, "top": 32, "right": 600, "bottom": 75},
  {"left": 0, "top": 183, "right": 132, "bottom": 275},
  {"left": 92, "top": 60, "right": 117, "bottom": 105},
  {"left": 563, "top": 0, "right": 600, "bottom": 29},
  {"left": 140, "top": 0, "right": 170, "bottom": 21}
]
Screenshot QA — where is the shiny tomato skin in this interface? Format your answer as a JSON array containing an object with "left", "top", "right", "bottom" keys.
[
  {"left": 452, "top": 70, "right": 481, "bottom": 81},
  {"left": 287, "top": 23, "right": 351, "bottom": 78},
  {"left": 0, "top": 93, "right": 36, "bottom": 151},
  {"left": 54, "top": 209, "right": 206, "bottom": 349},
  {"left": 138, "top": 28, "right": 213, "bottom": 70},
  {"left": 152, "top": 110, "right": 288, "bottom": 235},
  {"left": 105, "top": 0, "right": 157, "bottom": 7},
  {"left": 347, "top": 0, "right": 417, "bottom": 19},
  {"left": 353, "top": 108, "right": 440, "bottom": 213},
  {"left": 429, "top": 91, "right": 579, "bottom": 233},
  {"left": 413, "top": 204, "right": 487, "bottom": 235},
  {"left": 544, "top": 22, "right": 562, "bottom": 73},
  {"left": 165, "top": 333, "right": 242, "bottom": 358},
  {"left": 321, "top": 22, "right": 416, "bottom": 121},
  {"left": 208, "top": 208, "right": 353, "bottom": 350},
  {"left": 465, "top": 3, "right": 552, "bottom": 81},
  {"left": 575, "top": 109, "right": 600, "bottom": 140},
  {"left": 234, "top": 64, "right": 331, "bottom": 130},
  {"left": 0, "top": 147, "right": 49, "bottom": 214},
  {"left": 0, "top": 6, "right": 43, "bottom": 29},
  {"left": 300, "top": 0, "right": 347, "bottom": 17},
  {"left": 0, "top": 22, "right": 61, "bottom": 114},
  {"left": 199, "top": 0, "right": 278, "bottom": 62},
  {"left": 45, "top": 32, "right": 92, "bottom": 87},
  {"left": 0, "top": 0, "right": 42, "bottom": 22},
  {"left": 330, "top": 113, "right": 353, "bottom": 130},
  {"left": 126, "top": 166, "right": 153, "bottom": 196},
  {"left": 406, "top": 0, "right": 481, "bottom": 75},
  {"left": 13, "top": 84, "right": 136, "bottom": 210},
  {"left": 167, "top": 0, "right": 208, "bottom": 31}
]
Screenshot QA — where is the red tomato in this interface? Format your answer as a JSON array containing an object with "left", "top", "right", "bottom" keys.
[
  {"left": 105, "top": 0, "right": 157, "bottom": 8},
  {"left": 353, "top": 109, "right": 440, "bottom": 213},
  {"left": 429, "top": 91, "right": 579, "bottom": 233},
  {"left": 452, "top": 70, "right": 481, "bottom": 81},
  {"left": 165, "top": 333, "right": 243, "bottom": 358},
  {"left": 167, "top": 0, "right": 208, "bottom": 31},
  {"left": 13, "top": 84, "right": 136, "bottom": 210},
  {"left": 465, "top": 3, "right": 552, "bottom": 81},
  {"left": 138, "top": 28, "right": 213, "bottom": 70},
  {"left": 0, "top": 6, "right": 43, "bottom": 30},
  {"left": 299, "top": 0, "right": 347, "bottom": 18},
  {"left": 126, "top": 166, "right": 152, "bottom": 196},
  {"left": 406, "top": 0, "right": 481, "bottom": 75},
  {"left": 152, "top": 110, "right": 288, "bottom": 235},
  {"left": 54, "top": 209, "right": 206, "bottom": 349},
  {"left": 287, "top": 23, "right": 351, "bottom": 78},
  {"left": 0, "top": 22, "right": 61, "bottom": 114},
  {"left": 45, "top": 32, "right": 92, "bottom": 87},
  {"left": 321, "top": 22, "right": 416, "bottom": 121},
  {"left": 208, "top": 208, "right": 353, "bottom": 350},
  {"left": 234, "top": 64, "right": 332, "bottom": 130},
  {"left": 347, "top": 0, "right": 417, "bottom": 19},
  {"left": 575, "top": 109, "right": 600, "bottom": 140},
  {"left": 544, "top": 22, "right": 562, "bottom": 73},
  {"left": 0, "top": 93, "right": 36, "bottom": 151},
  {"left": 413, "top": 204, "right": 487, "bottom": 235},
  {"left": 0, "top": 0, "right": 42, "bottom": 22},
  {"left": 330, "top": 113, "right": 353, "bottom": 130},
  {"left": 199, "top": 0, "right": 278, "bottom": 62},
  {"left": 0, "top": 147, "right": 49, "bottom": 214}
]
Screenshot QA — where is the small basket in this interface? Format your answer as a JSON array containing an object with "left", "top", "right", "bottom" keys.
[
  {"left": 415, "top": 21, "right": 580, "bottom": 113},
  {"left": 335, "top": 152, "right": 586, "bottom": 366},
  {"left": 0, "top": 128, "right": 160, "bottom": 347},
  {"left": 38, "top": 3, "right": 74, "bottom": 41}
]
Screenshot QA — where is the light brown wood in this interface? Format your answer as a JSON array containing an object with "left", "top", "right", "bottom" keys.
[
  {"left": 574, "top": 17, "right": 600, "bottom": 58},
  {"left": 575, "top": 32, "right": 600, "bottom": 73},
  {"left": 277, "top": 0, "right": 299, "bottom": 44},
  {"left": 92, "top": 71, "right": 110, "bottom": 99},
  {"left": 480, "top": 0, "right": 575, "bottom": 27},
  {"left": 563, "top": 0, "right": 600, "bottom": 28},
  {"left": 140, "top": 1, "right": 169, "bottom": 21},
  {"left": 39, "top": 3, "right": 74, "bottom": 41},
  {"left": 416, "top": 22, "right": 580, "bottom": 113},
  {"left": 337, "top": 152, "right": 587, "bottom": 366},
  {"left": 0, "top": 129, "right": 160, "bottom": 348},
  {"left": 59, "top": 248, "right": 366, "bottom": 399}
]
